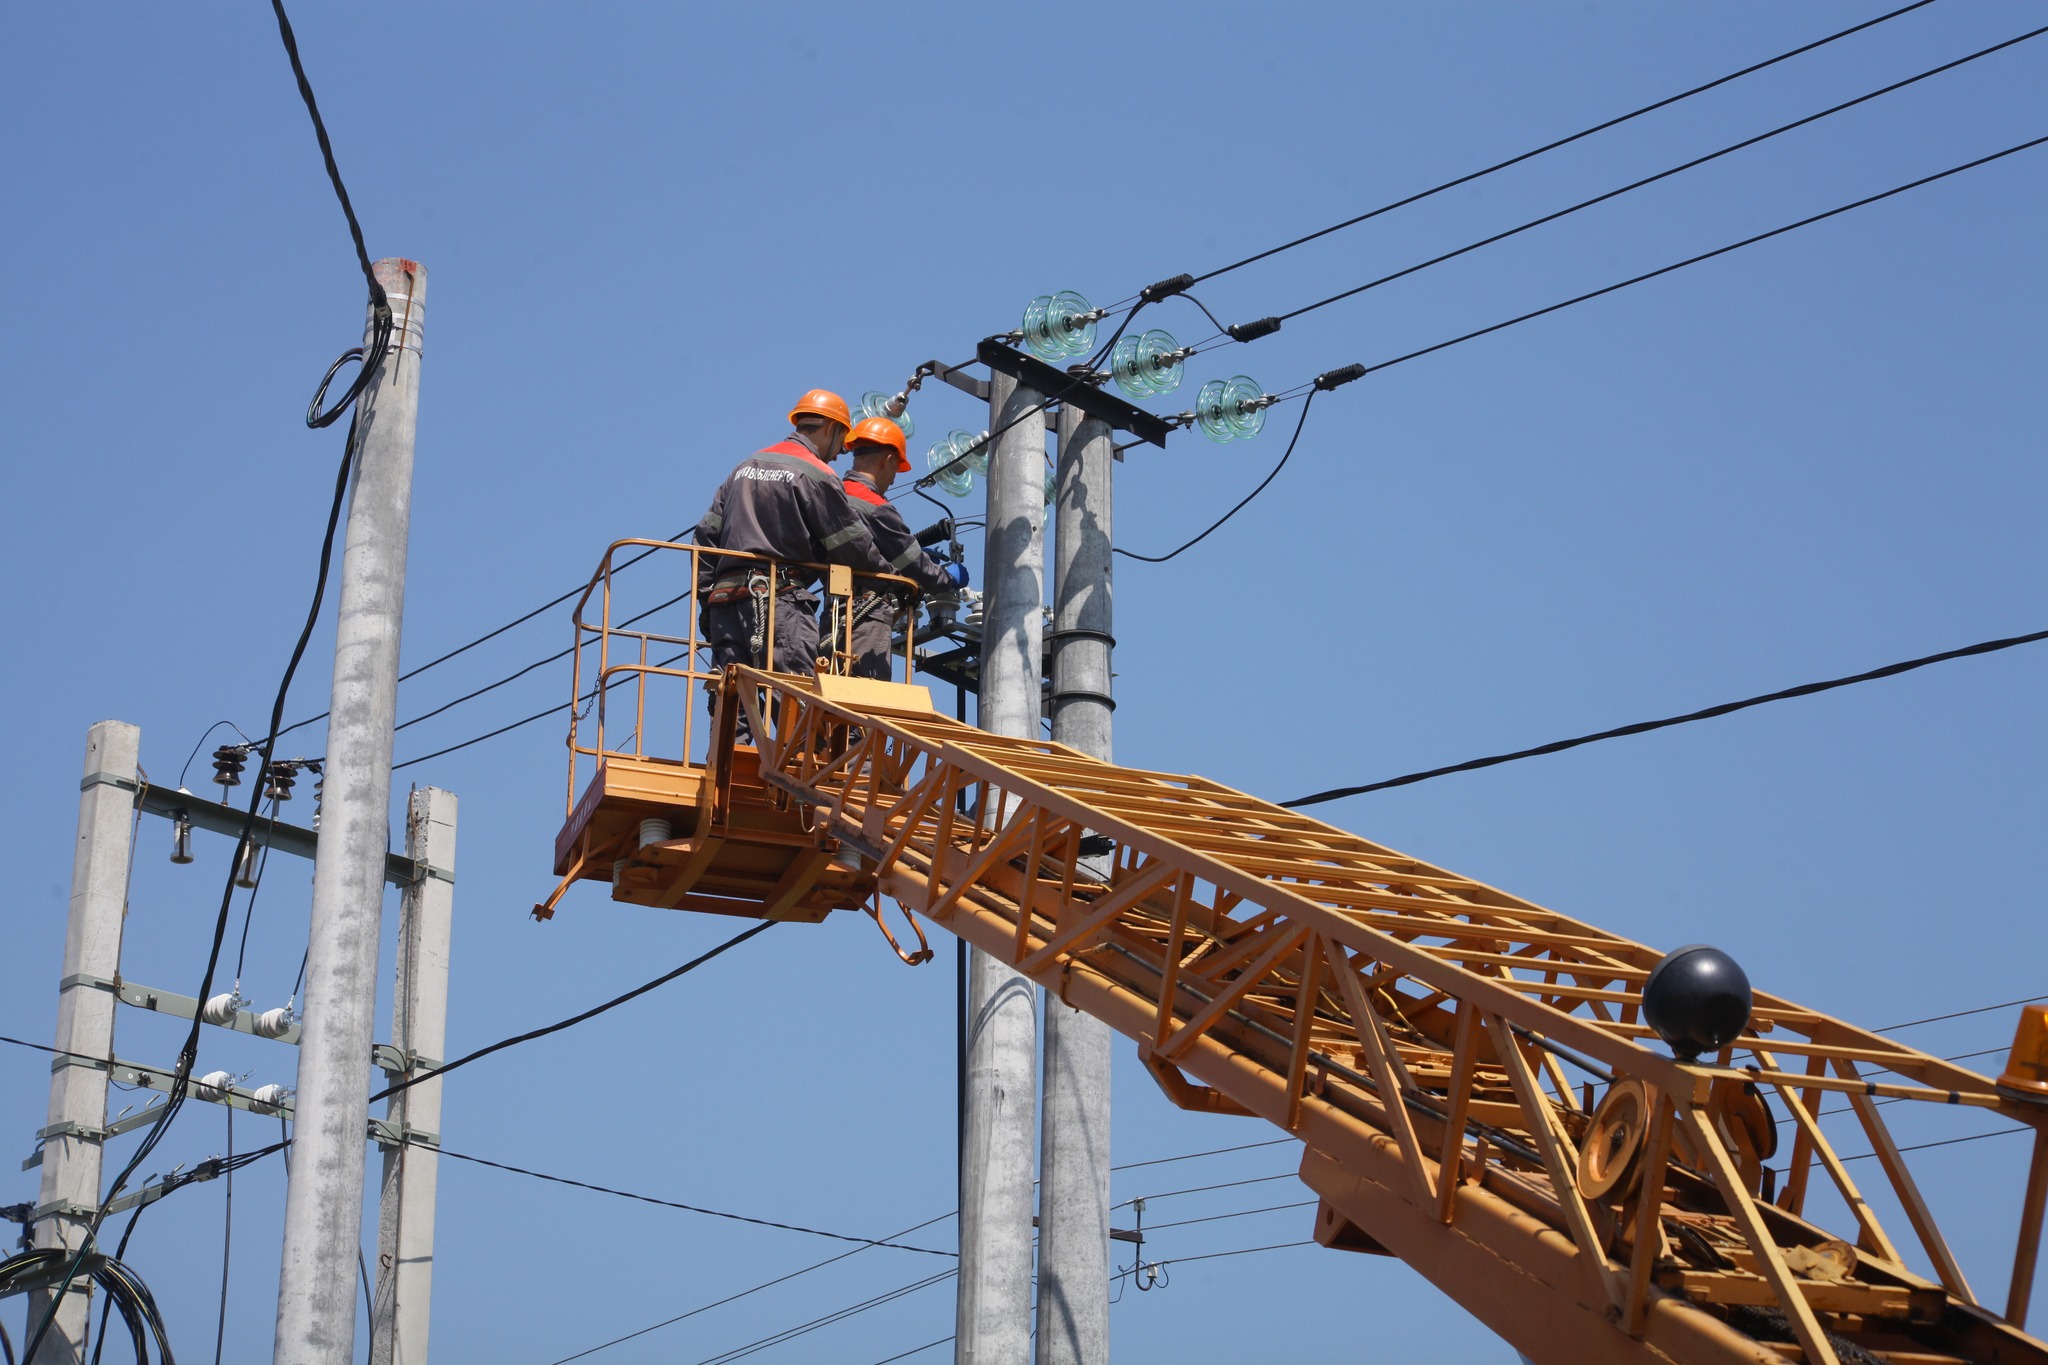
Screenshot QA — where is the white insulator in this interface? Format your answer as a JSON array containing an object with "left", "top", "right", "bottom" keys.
[
  {"left": 194, "top": 1070, "right": 236, "bottom": 1103},
  {"left": 250, "top": 1083, "right": 291, "bottom": 1115},
  {"left": 201, "top": 993, "right": 242, "bottom": 1027},
  {"left": 612, "top": 857, "right": 631, "bottom": 886},
  {"left": 639, "top": 817, "right": 672, "bottom": 848},
  {"left": 252, "top": 1007, "right": 294, "bottom": 1039}
]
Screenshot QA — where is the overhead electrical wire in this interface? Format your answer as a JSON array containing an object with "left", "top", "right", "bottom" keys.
[
  {"left": 367, "top": 921, "right": 773, "bottom": 1103},
  {"left": 1177, "top": 0, "right": 1941, "bottom": 289},
  {"left": 294, "top": 9, "right": 2022, "bottom": 764},
  {"left": 1113, "top": 392, "right": 1319, "bottom": 563},
  {"left": 540, "top": 1210, "right": 959, "bottom": 1364},
  {"left": 1281, "top": 625, "right": 2048, "bottom": 807},
  {"left": 429, "top": 1143, "right": 953, "bottom": 1255},
  {"left": 1110, "top": 1238, "right": 1320, "bottom": 1285},
  {"left": 392, "top": 126, "right": 2048, "bottom": 771},
  {"left": 1351, "top": 132, "right": 2046, "bottom": 380},
  {"left": 1122, "top": 133, "right": 2046, "bottom": 570},
  {"left": 357, "top": 137, "right": 2047, "bottom": 771},
  {"left": 1210, "top": 25, "right": 2048, "bottom": 339},
  {"left": 684, "top": 1267, "right": 960, "bottom": 1365},
  {"left": 274, "top": 529, "right": 688, "bottom": 741}
]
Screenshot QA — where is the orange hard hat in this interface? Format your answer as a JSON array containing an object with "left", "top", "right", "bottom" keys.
[
  {"left": 788, "top": 389, "right": 852, "bottom": 431},
  {"left": 845, "top": 416, "right": 910, "bottom": 472}
]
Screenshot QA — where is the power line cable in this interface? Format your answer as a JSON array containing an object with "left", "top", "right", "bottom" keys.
[
  {"left": 687, "top": 1268, "right": 960, "bottom": 1365},
  {"left": 1282, "top": 625, "right": 2048, "bottom": 807},
  {"left": 869, "top": 1336, "right": 952, "bottom": 1365},
  {"left": 1839, "top": 1125, "right": 2028, "bottom": 1162},
  {"left": 388, "top": 138, "right": 2048, "bottom": 773},
  {"left": 1110, "top": 1137, "right": 1294, "bottom": 1172},
  {"left": 1244, "top": 26, "right": 2047, "bottom": 333},
  {"left": 1111, "top": 1238, "right": 1318, "bottom": 1283},
  {"left": 1114, "top": 1171, "right": 1300, "bottom": 1209},
  {"left": 274, "top": 530, "right": 687, "bottom": 741},
  {"left": 1352, "top": 132, "right": 2047, "bottom": 380},
  {"left": 1123, "top": 132, "right": 2043, "bottom": 572},
  {"left": 1140, "top": 1199, "right": 1318, "bottom": 1235},
  {"left": 1883, "top": 993, "right": 2048, "bottom": 1032},
  {"left": 540, "top": 1210, "right": 958, "bottom": 1364},
  {"left": 367, "top": 921, "right": 773, "bottom": 1104},
  {"left": 430, "top": 1144, "right": 953, "bottom": 1255},
  {"left": 1183, "top": 0, "right": 1940, "bottom": 287},
  {"left": 1113, "top": 391, "right": 1318, "bottom": 563}
]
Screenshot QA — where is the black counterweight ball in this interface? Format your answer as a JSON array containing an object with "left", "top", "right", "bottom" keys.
[{"left": 1643, "top": 944, "right": 1753, "bottom": 1061}]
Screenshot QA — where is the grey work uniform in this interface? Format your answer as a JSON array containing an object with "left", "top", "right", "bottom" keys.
[
  {"left": 836, "top": 472, "right": 955, "bottom": 680},
  {"left": 693, "top": 437, "right": 891, "bottom": 734}
]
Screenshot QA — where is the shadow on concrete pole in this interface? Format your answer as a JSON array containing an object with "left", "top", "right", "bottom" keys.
[
  {"left": 1036, "top": 410, "right": 1114, "bottom": 1365},
  {"left": 274, "top": 259, "right": 425, "bottom": 1365},
  {"left": 29, "top": 721, "right": 140, "bottom": 1365},
  {"left": 957, "top": 373, "right": 1045, "bottom": 1364},
  {"left": 369, "top": 786, "right": 455, "bottom": 1365}
]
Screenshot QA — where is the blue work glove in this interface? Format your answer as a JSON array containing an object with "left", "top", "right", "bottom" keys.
[{"left": 943, "top": 561, "right": 970, "bottom": 591}]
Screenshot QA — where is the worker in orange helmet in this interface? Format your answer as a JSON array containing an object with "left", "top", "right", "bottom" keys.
[
  {"left": 693, "top": 390, "right": 894, "bottom": 736},
  {"left": 830, "top": 417, "right": 969, "bottom": 679}
]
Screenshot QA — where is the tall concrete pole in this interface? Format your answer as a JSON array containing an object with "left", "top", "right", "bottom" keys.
[
  {"left": 370, "top": 786, "right": 455, "bottom": 1365},
  {"left": 1036, "top": 411, "right": 1115, "bottom": 1365},
  {"left": 956, "top": 373, "right": 1045, "bottom": 1364},
  {"left": 29, "top": 721, "right": 140, "bottom": 1365},
  {"left": 275, "top": 258, "right": 425, "bottom": 1365}
]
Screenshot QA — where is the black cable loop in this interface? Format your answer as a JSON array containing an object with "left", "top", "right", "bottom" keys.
[{"left": 306, "top": 345, "right": 367, "bottom": 428}]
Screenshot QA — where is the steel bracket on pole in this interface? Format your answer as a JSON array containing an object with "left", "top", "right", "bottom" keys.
[
  {"left": 368, "top": 1118, "right": 439, "bottom": 1152},
  {"left": 928, "top": 355, "right": 991, "bottom": 402},
  {"left": 0, "top": 1251, "right": 102, "bottom": 1298},
  {"left": 977, "top": 340, "right": 1173, "bottom": 447},
  {"left": 22, "top": 1104, "right": 166, "bottom": 1172}
]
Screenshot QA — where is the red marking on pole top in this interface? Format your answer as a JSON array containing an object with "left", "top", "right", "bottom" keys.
[{"left": 398, "top": 259, "right": 419, "bottom": 274}]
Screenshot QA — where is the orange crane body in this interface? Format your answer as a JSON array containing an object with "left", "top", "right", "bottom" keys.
[{"left": 542, "top": 541, "right": 2048, "bottom": 1365}]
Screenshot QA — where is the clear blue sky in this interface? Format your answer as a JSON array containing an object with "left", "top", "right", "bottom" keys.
[{"left": 3, "top": 4, "right": 2043, "bottom": 1361}]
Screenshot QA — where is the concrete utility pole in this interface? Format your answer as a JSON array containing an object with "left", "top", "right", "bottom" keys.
[
  {"left": 29, "top": 721, "right": 140, "bottom": 1365},
  {"left": 956, "top": 374, "right": 1046, "bottom": 1364},
  {"left": 275, "top": 258, "right": 426, "bottom": 1365},
  {"left": 370, "top": 786, "right": 456, "bottom": 1365},
  {"left": 1036, "top": 410, "right": 1115, "bottom": 1365}
]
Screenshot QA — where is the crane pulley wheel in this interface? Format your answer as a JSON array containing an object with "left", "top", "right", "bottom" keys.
[{"left": 1577, "top": 1077, "right": 1652, "bottom": 1202}]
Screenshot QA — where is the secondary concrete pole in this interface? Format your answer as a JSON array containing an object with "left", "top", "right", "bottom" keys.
[
  {"left": 29, "top": 721, "right": 140, "bottom": 1365},
  {"left": 1036, "top": 410, "right": 1115, "bottom": 1365},
  {"left": 956, "top": 373, "right": 1045, "bottom": 1364},
  {"left": 370, "top": 786, "right": 455, "bottom": 1365},
  {"left": 275, "top": 258, "right": 425, "bottom": 1365}
]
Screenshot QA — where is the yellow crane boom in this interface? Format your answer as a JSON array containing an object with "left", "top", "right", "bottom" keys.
[{"left": 544, "top": 540, "right": 2048, "bottom": 1365}]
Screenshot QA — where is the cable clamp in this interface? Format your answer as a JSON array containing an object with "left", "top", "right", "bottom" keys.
[
  {"left": 372, "top": 1044, "right": 443, "bottom": 1076},
  {"left": 1139, "top": 273, "right": 1195, "bottom": 303},
  {"left": 1313, "top": 363, "right": 1367, "bottom": 392}
]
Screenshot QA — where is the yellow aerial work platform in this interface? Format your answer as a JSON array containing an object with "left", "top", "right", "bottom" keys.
[
  {"left": 541, "top": 539, "right": 932, "bottom": 926},
  {"left": 543, "top": 538, "right": 2048, "bottom": 1365}
]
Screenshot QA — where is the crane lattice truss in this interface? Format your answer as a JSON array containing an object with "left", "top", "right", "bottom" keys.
[{"left": 555, "top": 619, "right": 2048, "bottom": 1364}]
